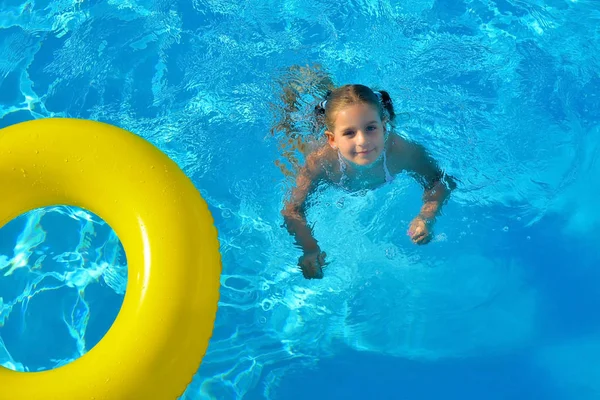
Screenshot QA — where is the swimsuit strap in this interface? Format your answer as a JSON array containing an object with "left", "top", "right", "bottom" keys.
[
  {"left": 338, "top": 150, "right": 393, "bottom": 185},
  {"left": 338, "top": 150, "right": 346, "bottom": 172},
  {"left": 338, "top": 150, "right": 348, "bottom": 185},
  {"left": 383, "top": 151, "right": 394, "bottom": 183}
]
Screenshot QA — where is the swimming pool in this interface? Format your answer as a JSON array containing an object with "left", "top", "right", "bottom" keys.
[{"left": 1, "top": 0, "right": 599, "bottom": 398}]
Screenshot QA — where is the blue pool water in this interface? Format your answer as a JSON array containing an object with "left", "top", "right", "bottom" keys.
[{"left": 1, "top": 0, "right": 600, "bottom": 398}]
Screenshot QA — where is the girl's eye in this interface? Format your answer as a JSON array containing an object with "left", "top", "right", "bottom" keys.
[
  {"left": 367, "top": 125, "right": 377, "bottom": 131},
  {"left": 343, "top": 130, "right": 355, "bottom": 136}
]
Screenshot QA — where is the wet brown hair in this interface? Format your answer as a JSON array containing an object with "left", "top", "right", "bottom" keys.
[{"left": 314, "top": 84, "right": 396, "bottom": 132}]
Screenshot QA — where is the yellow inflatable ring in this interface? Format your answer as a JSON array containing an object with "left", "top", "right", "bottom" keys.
[{"left": 0, "top": 118, "right": 221, "bottom": 399}]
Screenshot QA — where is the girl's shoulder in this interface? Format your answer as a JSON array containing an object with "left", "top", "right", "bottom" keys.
[
  {"left": 304, "top": 144, "right": 337, "bottom": 177},
  {"left": 305, "top": 144, "right": 340, "bottom": 180},
  {"left": 385, "top": 131, "right": 421, "bottom": 173},
  {"left": 387, "top": 131, "right": 410, "bottom": 155}
]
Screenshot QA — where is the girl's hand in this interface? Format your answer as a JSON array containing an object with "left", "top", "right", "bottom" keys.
[
  {"left": 407, "top": 216, "right": 432, "bottom": 245},
  {"left": 298, "top": 250, "right": 327, "bottom": 279}
]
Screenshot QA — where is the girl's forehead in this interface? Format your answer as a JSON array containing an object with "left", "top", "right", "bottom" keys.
[{"left": 333, "top": 103, "right": 380, "bottom": 125}]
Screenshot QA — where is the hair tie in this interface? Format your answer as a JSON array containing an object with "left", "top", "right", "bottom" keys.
[{"left": 319, "top": 90, "right": 332, "bottom": 110}]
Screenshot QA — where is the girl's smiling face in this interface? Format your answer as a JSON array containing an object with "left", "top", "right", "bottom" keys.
[{"left": 326, "top": 102, "right": 386, "bottom": 166}]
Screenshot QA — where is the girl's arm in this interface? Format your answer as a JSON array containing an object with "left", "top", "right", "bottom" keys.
[
  {"left": 392, "top": 135, "right": 456, "bottom": 220},
  {"left": 281, "top": 152, "right": 325, "bottom": 253},
  {"left": 401, "top": 139, "right": 456, "bottom": 221},
  {"left": 390, "top": 135, "right": 456, "bottom": 244}
]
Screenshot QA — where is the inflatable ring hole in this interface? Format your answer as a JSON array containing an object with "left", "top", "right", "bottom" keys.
[{"left": 0, "top": 205, "right": 127, "bottom": 372}]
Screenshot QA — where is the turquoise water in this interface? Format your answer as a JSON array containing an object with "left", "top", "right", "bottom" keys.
[{"left": 1, "top": 0, "right": 600, "bottom": 399}]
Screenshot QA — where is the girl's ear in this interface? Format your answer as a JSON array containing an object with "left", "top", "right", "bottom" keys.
[{"left": 325, "top": 130, "right": 337, "bottom": 149}]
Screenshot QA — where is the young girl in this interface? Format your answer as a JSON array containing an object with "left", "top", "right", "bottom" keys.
[{"left": 280, "top": 83, "right": 456, "bottom": 279}]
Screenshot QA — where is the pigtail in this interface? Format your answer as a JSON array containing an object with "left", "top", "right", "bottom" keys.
[
  {"left": 377, "top": 90, "right": 396, "bottom": 122},
  {"left": 312, "top": 89, "right": 331, "bottom": 134}
]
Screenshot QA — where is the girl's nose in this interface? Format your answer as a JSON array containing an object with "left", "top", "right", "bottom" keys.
[{"left": 356, "top": 131, "right": 367, "bottom": 144}]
